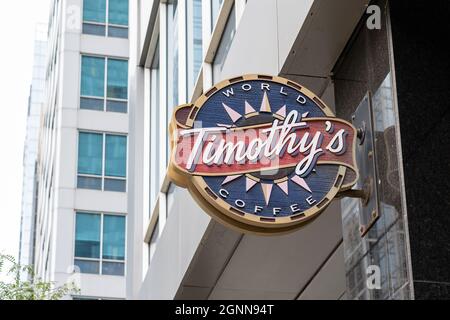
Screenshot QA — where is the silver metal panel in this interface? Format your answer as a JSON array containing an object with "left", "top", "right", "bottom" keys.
[{"left": 352, "top": 93, "right": 380, "bottom": 237}]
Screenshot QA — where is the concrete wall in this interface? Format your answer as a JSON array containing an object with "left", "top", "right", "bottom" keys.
[
  {"left": 139, "top": 188, "right": 211, "bottom": 299},
  {"left": 218, "top": 0, "right": 314, "bottom": 81}
]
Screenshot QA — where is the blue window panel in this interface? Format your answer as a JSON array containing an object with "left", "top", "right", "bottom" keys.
[
  {"left": 102, "top": 262, "right": 125, "bottom": 276},
  {"left": 107, "top": 59, "right": 128, "bottom": 99},
  {"left": 78, "top": 132, "right": 103, "bottom": 175},
  {"left": 75, "top": 213, "right": 101, "bottom": 259},
  {"left": 105, "top": 135, "right": 127, "bottom": 177},
  {"left": 108, "top": 0, "right": 129, "bottom": 26},
  {"left": 172, "top": 52, "right": 179, "bottom": 108},
  {"left": 81, "top": 56, "right": 105, "bottom": 97},
  {"left": 102, "top": 215, "right": 125, "bottom": 260},
  {"left": 80, "top": 97, "right": 104, "bottom": 111},
  {"left": 193, "top": 0, "right": 202, "bottom": 84},
  {"left": 75, "top": 259, "right": 100, "bottom": 274},
  {"left": 108, "top": 26, "right": 128, "bottom": 39},
  {"left": 77, "top": 176, "right": 102, "bottom": 190},
  {"left": 83, "top": 0, "right": 106, "bottom": 23},
  {"left": 106, "top": 100, "right": 127, "bottom": 113},
  {"left": 82, "top": 23, "right": 106, "bottom": 36},
  {"left": 104, "top": 178, "right": 126, "bottom": 192}
]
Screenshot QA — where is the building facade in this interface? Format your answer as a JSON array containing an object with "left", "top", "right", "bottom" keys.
[
  {"left": 19, "top": 24, "right": 48, "bottom": 277},
  {"left": 32, "top": 0, "right": 449, "bottom": 300},
  {"left": 127, "top": 0, "right": 450, "bottom": 300},
  {"left": 34, "top": 0, "right": 130, "bottom": 299}
]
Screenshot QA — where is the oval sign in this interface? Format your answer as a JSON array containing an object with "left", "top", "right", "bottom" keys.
[{"left": 168, "top": 75, "right": 358, "bottom": 235}]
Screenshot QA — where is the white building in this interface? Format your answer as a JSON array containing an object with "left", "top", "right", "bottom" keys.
[
  {"left": 19, "top": 24, "right": 48, "bottom": 276},
  {"left": 34, "top": 0, "right": 130, "bottom": 299}
]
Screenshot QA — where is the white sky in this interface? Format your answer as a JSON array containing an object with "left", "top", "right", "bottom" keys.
[{"left": 0, "top": 0, "right": 50, "bottom": 259}]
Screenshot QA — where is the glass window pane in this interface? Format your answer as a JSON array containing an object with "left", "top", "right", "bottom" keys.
[
  {"left": 75, "top": 259, "right": 100, "bottom": 274},
  {"left": 105, "top": 135, "right": 127, "bottom": 177},
  {"left": 107, "top": 59, "right": 128, "bottom": 99},
  {"left": 102, "top": 215, "right": 125, "bottom": 260},
  {"left": 83, "top": 0, "right": 106, "bottom": 23},
  {"left": 193, "top": 0, "right": 203, "bottom": 77},
  {"left": 81, "top": 56, "right": 105, "bottom": 97},
  {"left": 150, "top": 42, "right": 160, "bottom": 206},
  {"left": 82, "top": 23, "right": 106, "bottom": 36},
  {"left": 102, "top": 262, "right": 125, "bottom": 276},
  {"left": 108, "top": 0, "right": 129, "bottom": 26},
  {"left": 188, "top": 0, "right": 203, "bottom": 96},
  {"left": 104, "top": 178, "right": 126, "bottom": 192},
  {"left": 77, "top": 176, "right": 102, "bottom": 190},
  {"left": 108, "top": 26, "right": 128, "bottom": 39},
  {"left": 211, "top": 0, "right": 224, "bottom": 31},
  {"left": 80, "top": 97, "right": 104, "bottom": 111},
  {"left": 75, "top": 213, "right": 101, "bottom": 259},
  {"left": 167, "top": 3, "right": 178, "bottom": 164},
  {"left": 78, "top": 132, "right": 103, "bottom": 175},
  {"left": 212, "top": 5, "right": 236, "bottom": 83},
  {"left": 106, "top": 100, "right": 127, "bottom": 113}
]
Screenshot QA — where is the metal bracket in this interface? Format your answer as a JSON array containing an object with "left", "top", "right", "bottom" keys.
[
  {"left": 336, "top": 177, "right": 372, "bottom": 205},
  {"left": 351, "top": 92, "right": 380, "bottom": 238},
  {"left": 359, "top": 210, "right": 380, "bottom": 237}
]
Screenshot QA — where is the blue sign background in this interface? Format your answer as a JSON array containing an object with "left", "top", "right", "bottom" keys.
[{"left": 195, "top": 80, "right": 339, "bottom": 218}]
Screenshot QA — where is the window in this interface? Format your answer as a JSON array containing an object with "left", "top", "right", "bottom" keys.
[
  {"left": 80, "top": 55, "right": 128, "bottom": 113},
  {"left": 211, "top": 0, "right": 224, "bottom": 31},
  {"left": 77, "top": 132, "right": 127, "bottom": 192},
  {"left": 187, "top": 0, "right": 203, "bottom": 96},
  {"left": 74, "top": 212, "right": 126, "bottom": 276},
  {"left": 167, "top": 1, "right": 179, "bottom": 164},
  {"left": 212, "top": 5, "right": 236, "bottom": 83},
  {"left": 82, "top": 0, "right": 129, "bottom": 38},
  {"left": 150, "top": 41, "right": 160, "bottom": 208}
]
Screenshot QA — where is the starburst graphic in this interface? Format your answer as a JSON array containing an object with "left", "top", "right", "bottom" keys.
[{"left": 220, "top": 94, "right": 313, "bottom": 205}]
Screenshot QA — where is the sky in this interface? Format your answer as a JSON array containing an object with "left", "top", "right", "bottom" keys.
[{"left": 0, "top": 0, "right": 50, "bottom": 260}]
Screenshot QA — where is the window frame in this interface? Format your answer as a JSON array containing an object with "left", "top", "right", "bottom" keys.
[
  {"left": 77, "top": 130, "right": 128, "bottom": 192},
  {"left": 187, "top": 0, "right": 203, "bottom": 97},
  {"left": 82, "top": 0, "right": 129, "bottom": 39},
  {"left": 73, "top": 211, "right": 127, "bottom": 276},
  {"left": 80, "top": 54, "right": 129, "bottom": 113}
]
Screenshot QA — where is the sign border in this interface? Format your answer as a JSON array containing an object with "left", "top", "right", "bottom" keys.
[{"left": 168, "top": 74, "right": 358, "bottom": 235}]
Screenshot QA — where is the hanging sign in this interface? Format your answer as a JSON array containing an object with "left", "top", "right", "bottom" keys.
[{"left": 168, "top": 75, "right": 358, "bottom": 234}]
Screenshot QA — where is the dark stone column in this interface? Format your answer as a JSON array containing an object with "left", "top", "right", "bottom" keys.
[
  {"left": 389, "top": 0, "right": 450, "bottom": 299},
  {"left": 333, "top": 0, "right": 412, "bottom": 300}
]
